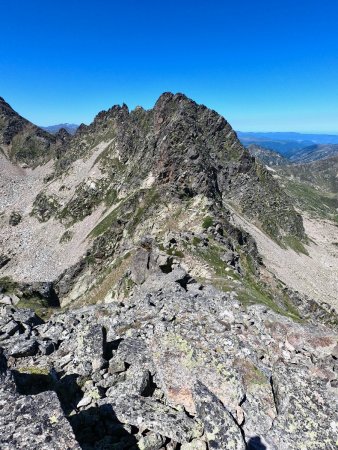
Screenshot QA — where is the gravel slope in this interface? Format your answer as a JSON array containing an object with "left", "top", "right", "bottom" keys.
[{"left": 232, "top": 209, "right": 338, "bottom": 310}]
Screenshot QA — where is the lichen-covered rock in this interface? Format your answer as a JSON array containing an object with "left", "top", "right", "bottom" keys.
[
  {"left": 193, "top": 380, "right": 246, "bottom": 450},
  {"left": 0, "top": 388, "right": 81, "bottom": 450},
  {"left": 233, "top": 358, "right": 277, "bottom": 438},
  {"left": 137, "top": 432, "right": 166, "bottom": 450},
  {"left": 264, "top": 363, "right": 338, "bottom": 449},
  {"left": 181, "top": 439, "right": 207, "bottom": 450},
  {"left": 0, "top": 267, "right": 337, "bottom": 449}
]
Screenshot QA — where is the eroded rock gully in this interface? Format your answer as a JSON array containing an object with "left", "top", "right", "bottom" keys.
[{"left": 1, "top": 265, "right": 337, "bottom": 450}]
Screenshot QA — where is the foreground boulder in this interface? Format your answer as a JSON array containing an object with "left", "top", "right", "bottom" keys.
[
  {"left": 0, "top": 349, "right": 80, "bottom": 450},
  {"left": 193, "top": 381, "right": 246, "bottom": 449}
]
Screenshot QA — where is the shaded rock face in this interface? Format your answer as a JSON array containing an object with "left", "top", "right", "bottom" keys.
[
  {"left": 0, "top": 349, "right": 80, "bottom": 449},
  {"left": 0, "top": 265, "right": 337, "bottom": 449}
]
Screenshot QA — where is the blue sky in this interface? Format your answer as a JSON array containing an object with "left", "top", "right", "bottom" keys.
[{"left": 1, "top": 0, "right": 338, "bottom": 132}]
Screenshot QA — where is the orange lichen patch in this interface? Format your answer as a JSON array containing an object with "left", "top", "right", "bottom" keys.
[{"left": 167, "top": 387, "right": 195, "bottom": 414}]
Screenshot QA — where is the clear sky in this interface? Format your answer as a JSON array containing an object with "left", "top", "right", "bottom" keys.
[{"left": 1, "top": 0, "right": 338, "bottom": 132}]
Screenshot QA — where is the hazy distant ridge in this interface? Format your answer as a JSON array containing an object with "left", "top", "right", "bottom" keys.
[
  {"left": 237, "top": 131, "right": 338, "bottom": 157},
  {"left": 41, "top": 123, "right": 79, "bottom": 135}
]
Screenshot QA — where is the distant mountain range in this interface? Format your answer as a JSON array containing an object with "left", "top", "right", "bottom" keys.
[
  {"left": 237, "top": 131, "right": 338, "bottom": 157},
  {"left": 289, "top": 143, "right": 338, "bottom": 163},
  {"left": 237, "top": 131, "right": 338, "bottom": 143},
  {"left": 41, "top": 123, "right": 79, "bottom": 135},
  {"left": 248, "top": 143, "right": 338, "bottom": 165}
]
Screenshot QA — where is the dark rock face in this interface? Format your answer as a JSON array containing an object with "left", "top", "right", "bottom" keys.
[
  {"left": 0, "top": 264, "right": 337, "bottom": 449},
  {"left": 0, "top": 351, "right": 80, "bottom": 449},
  {"left": 193, "top": 381, "right": 246, "bottom": 449},
  {"left": 31, "top": 192, "right": 60, "bottom": 222},
  {"left": 0, "top": 254, "right": 10, "bottom": 269}
]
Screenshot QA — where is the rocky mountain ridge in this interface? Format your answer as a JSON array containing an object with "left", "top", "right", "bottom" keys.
[
  {"left": 246, "top": 143, "right": 338, "bottom": 223},
  {"left": 0, "top": 93, "right": 337, "bottom": 450},
  {"left": 0, "top": 93, "right": 305, "bottom": 303},
  {"left": 0, "top": 97, "right": 65, "bottom": 166},
  {"left": 247, "top": 144, "right": 288, "bottom": 166}
]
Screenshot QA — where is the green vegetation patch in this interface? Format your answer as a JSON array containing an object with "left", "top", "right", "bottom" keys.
[
  {"left": 158, "top": 243, "right": 185, "bottom": 258},
  {"left": 202, "top": 216, "right": 214, "bottom": 229},
  {"left": 89, "top": 201, "right": 126, "bottom": 238},
  {"left": 284, "top": 179, "right": 338, "bottom": 223},
  {"left": 59, "top": 230, "right": 74, "bottom": 243},
  {"left": 31, "top": 192, "right": 60, "bottom": 222},
  {"left": 127, "top": 188, "right": 160, "bottom": 232},
  {"left": 192, "top": 236, "right": 202, "bottom": 246},
  {"left": 234, "top": 359, "right": 267, "bottom": 386},
  {"left": 0, "top": 276, "right": 18, "bottom": 293},
  {"left": 17, "top": 296, "right": 57, "bottom": 320},
  {"left": 17, "top": 366, "right": 50, "bottom": 376},
  {"left": 283, "top": 235, "right": 309, "bottom": 255}
]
